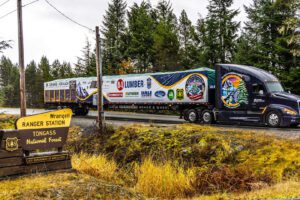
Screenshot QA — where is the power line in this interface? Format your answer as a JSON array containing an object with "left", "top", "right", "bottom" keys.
[
  {"left": 0, "top": 0, "right": 10, "bottom": 8},
  {"left": 44, "top": 0, "right": 94, "bottom": 33},
  {"left": 0, "top": 0, "right": 39, "bottom": 20}
]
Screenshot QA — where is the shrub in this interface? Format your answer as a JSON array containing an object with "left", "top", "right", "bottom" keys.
[
  {"left": 66, "top": 125, "right": 115, "bottom": 154},
  {"left": 0, "top": 114, "right": 17, "bottom": 129}
]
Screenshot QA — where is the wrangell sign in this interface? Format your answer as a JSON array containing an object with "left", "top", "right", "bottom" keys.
[
  {"left": 16, "top": 109, "right": 72, "bottom": 151},
  {"left": 0, "top": 109, "right": 73, "bottom": 178}
]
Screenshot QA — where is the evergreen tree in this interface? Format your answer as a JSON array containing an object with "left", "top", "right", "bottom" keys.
[
  {"left": 51, "top": 60, "right": 74, "bottom": 79},
  {"left": 75, "top": 39, "right": 96, "bottom": 76},
  {"left": 238, "top": 0, "right": 299, "bottom": 94},
  {"left": 233, "top": 34, "right": 257, "bottom": 65},
  {"left": 241, "top": 0, "right": 298, "bottom": 70},
  {"left": 36, "top": 56, "right": 52, "bottom": 106},
  {"left": 195, "top": 16, "right": 208, "bottom": 66},
  {"left": 127, "top": 1, "right": 155, "bottom": 72},
  {"left": 0, "top": 40, "right": 11, "bottom": 53},
  {"left": 38, "top": 56, "right": 52, "bottom": 82},
  {"left": 152, "top": 0, "right": 179, "bottom": 72},
  {"left": 0, "top": 56, "right": 20, "bottom": 107},
  {"left": 60, "top": 62, "right": 74, "bottom": 78},
  {"left": 25, "top": 61, "right": 38, "bottom": 107},
  {"left": 102, "top": 0, "right": 127, "bottom": 75},
  {"left": 178, "top": 9, "right": 197, "bottom": 69},
  {"left": 204, "top": 0, "right": 240, "bottom": 66},
  {"left": 51, "top": 59, "right": 61, "bottom": 79}
]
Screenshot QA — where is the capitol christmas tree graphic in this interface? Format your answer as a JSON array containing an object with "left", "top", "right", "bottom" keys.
[{"left": 237, "top": 80, "right": 248, "bottom": 104}]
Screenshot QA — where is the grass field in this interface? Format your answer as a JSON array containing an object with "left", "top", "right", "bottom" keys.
[{"left": 0, "top": 114, "right": 300, "bottom": 199}]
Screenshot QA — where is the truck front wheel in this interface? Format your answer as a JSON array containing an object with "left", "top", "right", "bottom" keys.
[
  {"left": 266, "top": 111, "right": 281, "bottom": 127},
  {"left": 202, "top": 110, "right": 213, "bottom": 124}
]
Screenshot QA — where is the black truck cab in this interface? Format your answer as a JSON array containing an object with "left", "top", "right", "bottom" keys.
[{"left": 214, "top": 64, "right": 300, "bottom": 127}]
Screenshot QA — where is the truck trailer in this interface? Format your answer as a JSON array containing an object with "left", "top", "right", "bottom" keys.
[{"left": 44, "top": 64, "right": 300, "bottom": 127}]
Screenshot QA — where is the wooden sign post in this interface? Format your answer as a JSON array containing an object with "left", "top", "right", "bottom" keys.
[{"left": 0, "top": 109, "right": 73, "bottom": 178}]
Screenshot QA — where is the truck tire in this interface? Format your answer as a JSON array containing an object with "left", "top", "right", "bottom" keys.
[
  {"left": 186, "top": 109, "right": 198, "bottom": 123},
  {"left": 201, "top": 109, "right": 213, "bottom": 124},
  {"left": 266, "top": 111, "right": 281, "bottom": 127}
]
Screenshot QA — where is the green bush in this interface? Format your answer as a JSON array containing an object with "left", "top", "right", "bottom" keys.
[{"left": 0, "top": 114, "right": 17, "bottom": 129}]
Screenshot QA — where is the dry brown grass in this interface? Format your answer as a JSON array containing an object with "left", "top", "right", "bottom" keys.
[
  {"left": 135, "top": 158, "right": 195, "bottom": 199},
  {"left": 0, "top": 172, "right": 144, "bottom": 200},
  {"left": 72, "top": 153, "right": 117, "bottom": 182},
  {"left": 191, "top": 180, "right": 300, "bottom": 200}
]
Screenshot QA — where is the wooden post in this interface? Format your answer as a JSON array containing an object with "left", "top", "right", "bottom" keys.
[
  {"left": 17, "top": 0, "right": 26, "bottom": 117},
  {"left": 95, "top": 26, "right": 103, "bottom": 132}
]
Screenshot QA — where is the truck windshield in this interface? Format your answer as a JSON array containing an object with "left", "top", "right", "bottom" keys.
[{"left": 266, "top": 82, "right": 284, "bottom": 93}]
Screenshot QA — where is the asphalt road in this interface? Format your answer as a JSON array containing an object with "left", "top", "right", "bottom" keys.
[
  {"left": 1, "top": 107, "right": 299, "bottom": 139},
  {"left": 0, "top": 107, "right": 183, "bottom": 124}
]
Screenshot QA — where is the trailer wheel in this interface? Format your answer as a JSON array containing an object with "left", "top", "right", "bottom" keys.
[
  {"left": 266, "top": 111, "right": 281, "bottom": 127},
  {"left": 186, "top": 109, "right": 198, "bottom": 123},
  {"left": 201, "top": 109, "right": 213, "bottom": 124}
]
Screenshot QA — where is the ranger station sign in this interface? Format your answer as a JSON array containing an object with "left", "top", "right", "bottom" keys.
[{"left": 16, "top": 108, "right": 72, "bottom": 150}]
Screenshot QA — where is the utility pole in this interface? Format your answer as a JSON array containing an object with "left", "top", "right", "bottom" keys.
[
  {"left": 95, "top": 26, "right": 104, "bottom": 132},
  {"left": 17, "top": 0, "right": 26, "bottom": 117}
]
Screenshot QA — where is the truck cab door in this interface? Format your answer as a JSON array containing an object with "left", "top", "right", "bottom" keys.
[
  {"left": 216, "top": 71, "right": 250, "bottom": 123},
  {"left": 249, "top": 83, "right": 268, "bottom": 117}
]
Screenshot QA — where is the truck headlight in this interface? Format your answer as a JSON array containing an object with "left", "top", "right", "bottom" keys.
[{"left": 283, "top": 108, "right": 298, "bottom": 116}]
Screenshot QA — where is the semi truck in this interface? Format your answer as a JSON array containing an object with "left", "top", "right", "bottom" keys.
[{"left": 44, "top": 64, "right": 300, "bottom": 127}]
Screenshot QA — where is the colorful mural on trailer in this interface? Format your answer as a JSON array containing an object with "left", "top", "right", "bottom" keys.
[
  {"left": 44, "top": 68, "right": 216, "bottom": 104},
  {"left": 185, "top": 74, "right": 205, "bottom": 101},
  {"left": 221, "top": 73, "right": 248, "bottom": 108}
]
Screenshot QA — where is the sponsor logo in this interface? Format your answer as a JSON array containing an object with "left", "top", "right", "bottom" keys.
[
  {"left": 6, "top": 137, "right": 19, "bottom": 152},
  {"left": 141, "top": 91, "right": 152, "bottom": 98},
  {"left": 168, "top": 89, "right": 175, "bottom": 101},
  {"left": 108, "top": 92, "right": 123, "bottom": 98},
  {"left": 117, "top": 79, "right": 124, "bottom": 91},
  {"left": 147, "top": 78, "right": 152, "bottom": 89},
  {"left": 155, "top": 91, "right": 166, "bottom": 98},
  {"left": 185, "top": 74, "right": 205, "bottom": 101},
  {"left": 125, "top": 92, "right": 139, "bottom": 97},
  {"left": 125, "top": 80, "right": 144, "bottom": 88},
  {"left": 221, "top": 73, "right": 248, "bottom": 108},
  {"left": 176, "top": 89, "right": 184, "bottom": 100},
  {"left": 117, "top": 79, "right": 144, "bottom": 91}
]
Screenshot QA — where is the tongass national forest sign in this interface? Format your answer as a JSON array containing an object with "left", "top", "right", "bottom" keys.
[{"left": 16, "top": 109, "right": 72, "bottom": 151}]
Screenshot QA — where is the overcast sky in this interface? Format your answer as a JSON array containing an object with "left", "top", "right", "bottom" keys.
[{"left": 0, "top": 0, "right": 252, "bottom": 66}]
